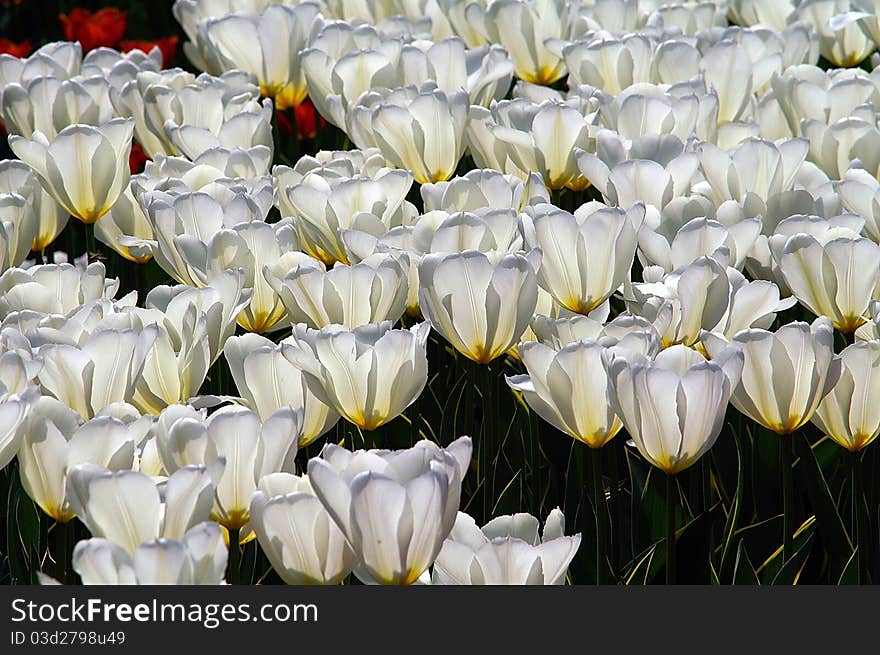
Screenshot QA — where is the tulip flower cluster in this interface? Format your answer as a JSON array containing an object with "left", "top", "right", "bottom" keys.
[{"left": 1, "top": 0, "right": 880, "bottom": 588}]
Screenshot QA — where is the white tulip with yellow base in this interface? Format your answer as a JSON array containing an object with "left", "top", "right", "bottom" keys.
[
  {"left": 224, "top": 333, "right": 340, "bottom": 447},
  {"left": 0, "top": 160, "right": 68, "bottom": 253},
  {"left": 18, "top": 399, "right": 136, "bottom": 523},
  {"left": 466, "top": 0, "right": 568, "bottom": 85},
  {"left": 771, "top": 229, "right": 880, "bottom": 334},
  {"left": 349, "top": 82, "right": 469, "bottom": 184},
  {"left": 797, "top": 0, "right": 875, "bottom": 67},
  {"left": 468, "top": 98, "right": 597, "bottom": 190},
  {"left": 702, "top": 318, "right": 841, "bottom": 436},
  {"left": 507, "top": 319, "right": 661, "bottom": 449},
  {"left": 282, "top": 321, "right": 429, "bottom": 431},
  {"left": 521, "top": 203, "right": 643, "bottom": 315},
  {"left": 812, "top": 341, "right": 880, "bottom": 453},
  {"left": 200, "top": 3, "right": 320, "bottom": 110},
  {"left": 275, "top": 166, "right": 416, "bottom": 266},
  {"left": 8, "top": 118, "right": 134, "bottom": 224},
  {"left": 418, "top": 249, "right": 540, "bottom": 364},
  {"left": 626, "top": 256, "right": 731, "bottom": 348},
  {"left": 605, "top": 344, "right": 744, "bottom": 475},
  {"left": 152, "top": 403, "right": 301, "bottom": 534},
  {"left": 250, "top": 472, "right": 357, "bottom": 585},
  {"left": 307, "top": 436, "right": 472, "bottom": 585},
  {"left": 507, "top": 341, "right": 624, "bottom": 449}
]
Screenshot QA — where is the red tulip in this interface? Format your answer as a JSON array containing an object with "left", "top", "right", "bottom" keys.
[
  {"left": 0, "top": 38, "right": 32, "bottom": 58},
  {"left": 59, "top": 7, "right": 127, "bottom": 53},
  {"left": 121, "top": 36, "right": 178, "bottom": 68},
  {"left": 293, "top": 98, "right": 325, "bottom": 140},
  {"left": 128, "top": 142, "right": 148, "bottom": 174}
]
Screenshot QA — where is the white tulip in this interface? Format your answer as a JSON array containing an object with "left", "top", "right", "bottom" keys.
[
  {"left": 694, "top": 137, "right": 809, "bottom": 209},
  {"left": 8, "top": 118, "right": 134, "bottom": 224},
  {"left": 419, "top": 249, "right": 540, "bottom": 363},
  {"left": 638, "top": 215, "right": 761, "bottom": 272},
  {"left": 36, "top": 326, "right": 157, "bottom": 419},
  {"left": 412, "top": 208, "right": 523, "bottom": 255},
  {"left": 466, "top": 0, "right": 568, "bottom": 85},
  {"left": 606, "top": 344, "right": 744, "bottom": 474},
  {"left": 0, "top": 41, "right": 83, "bottom": 89},
  {"left": 507, "top": 339, "right": 625, "bottom": 449},
  {"left": 200, "top": 3, "right": 320, "bottom": 110},
  {"left": 797, "top": 0, "right": 874, "bottom": 67},
  {"left": 173, "top": 0, "right": 295, "bottom": 72},
  {"left": 300, "top": 21, "right": 401, "bottom": 128},
  {"left": 728, "top": 0, "right": 797, "bottom": 31},
  {"left": 468, "top": 98, "right": 598, "bottom": 190},
  {"left": 0, "top": 385, "right": 39, "bottom": 472},
  {"left": 142, "top": 270, "right": 250, "bottom": 364},
  {"left": 802, "top": 117, "right": 877, "bottom": 179},
  {"left": 0, "top": 73, "right": 115, "bottom": 140},
  {"left": 275, "top": 165, "right": 415, "bottom": 265},
  {"left": 67, "top": 464, "right": 218, "bottom": 554},
  {"left": 18, "top": 398, "right": 136, "bottom": 522},
  {"left": 250, "top": 472, "right": 358, "bottom": 585},
  {"left": 283, "top": 321, "right": 429, "bottom": 431},
  {"left": 837, "top": 167, "right": 880, "bottom": 243},
  {"left": 421, "top": 169, "right": 549, "bottom": 213},
  {"left": 813, "top": 340, "right": 880, "bottom": 452},
  {"left": 153, "top": 403, "right": 300, "bottom": 532},
  {"left": 522, "top": 202, "right": 644, "bottom": 314},
  {"left": 350, "top": 82, "right": 469, "bottom": 184},
  {"left": 0, "top": 261, "right": 119, "bottom": 319},
  {"left": 432, "top": 509, "right": 580, "bottom": 585},
  {"left": 576, "top": 136, "right": 699, "bottom": 223},
  {"left": 73, "top": 521, "right": 227, "bottom": 585},
  {"left": 771, "top": 66, "right": 878, "bottom": 137},
  {"left": 225, "top": 333, "right": 339, "bottom": 446},
  {"left": 702, "top": 318, "right": 842, "bottom": 435},
  {"left": 598, "top": 82, "right": 719, "bottom": 143},
  {"left": 770, "top": 225, "right": 880, "bottom": 332},
  {"left": 626, "top": 257, "right": 731, "bottom": 348},
  {"left": 307, "top": 436, "right": 472, "bottom": 585},
  {"left": 114, "top": 68, "right": 270, "bottom": 159},
  {"left": 0, "top": 159, "right": 68, "bottom": 253},
  {"left": 709, "top": 268, "right": 797, "bottom": 339},
  {"left": 265, "top": 252, "right": 409, "bottom": 329}
]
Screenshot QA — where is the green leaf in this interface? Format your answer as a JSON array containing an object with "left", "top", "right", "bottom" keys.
[
  {"left": 794, "top": 433, "right": 853, "bottom": 573},
  {"left": 732, "top": 540, "right": 760, "bottom": 585},
  {"left": 757, "top": 517, "right": 815, "bottom": 584},
  {"left": 770, "top": 534, "right": 814, "bottom": 585},
  {"left": 837, "top": 547, "right": 860, "bottom": 585},
  {"left": 5, "top": 465, "right": 38, "bottom": 585},
  {"left": 718, "top": 429, "right": 745, "bottom": 580}
]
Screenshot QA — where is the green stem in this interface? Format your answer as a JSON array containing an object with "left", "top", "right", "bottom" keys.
[
  {"left": 590, "top": 446, "right": 606, "bottom": 585},
  {"left": 482, "top": 360, "right": 495, "bottom": 519},
  {"left": 54, "top": 520, "right": 70, "bottom": 584},
  {"left": 608, "top": 437, "right": 623, "bottom": 572},
  {"left": 852, "top": 449, "right": 868, "bottom": 582},
  {"left": 84, "top": 221, "right": 95, "bottom": 262},
  {"left": 666, "top": 473, "right": 677, "bottom": 585},
  {"left": 227, "top": 527, "right": 240, "bottom": 585},
  {"left": 781, "top": 436, "right": 794, "bottom": 561}
]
